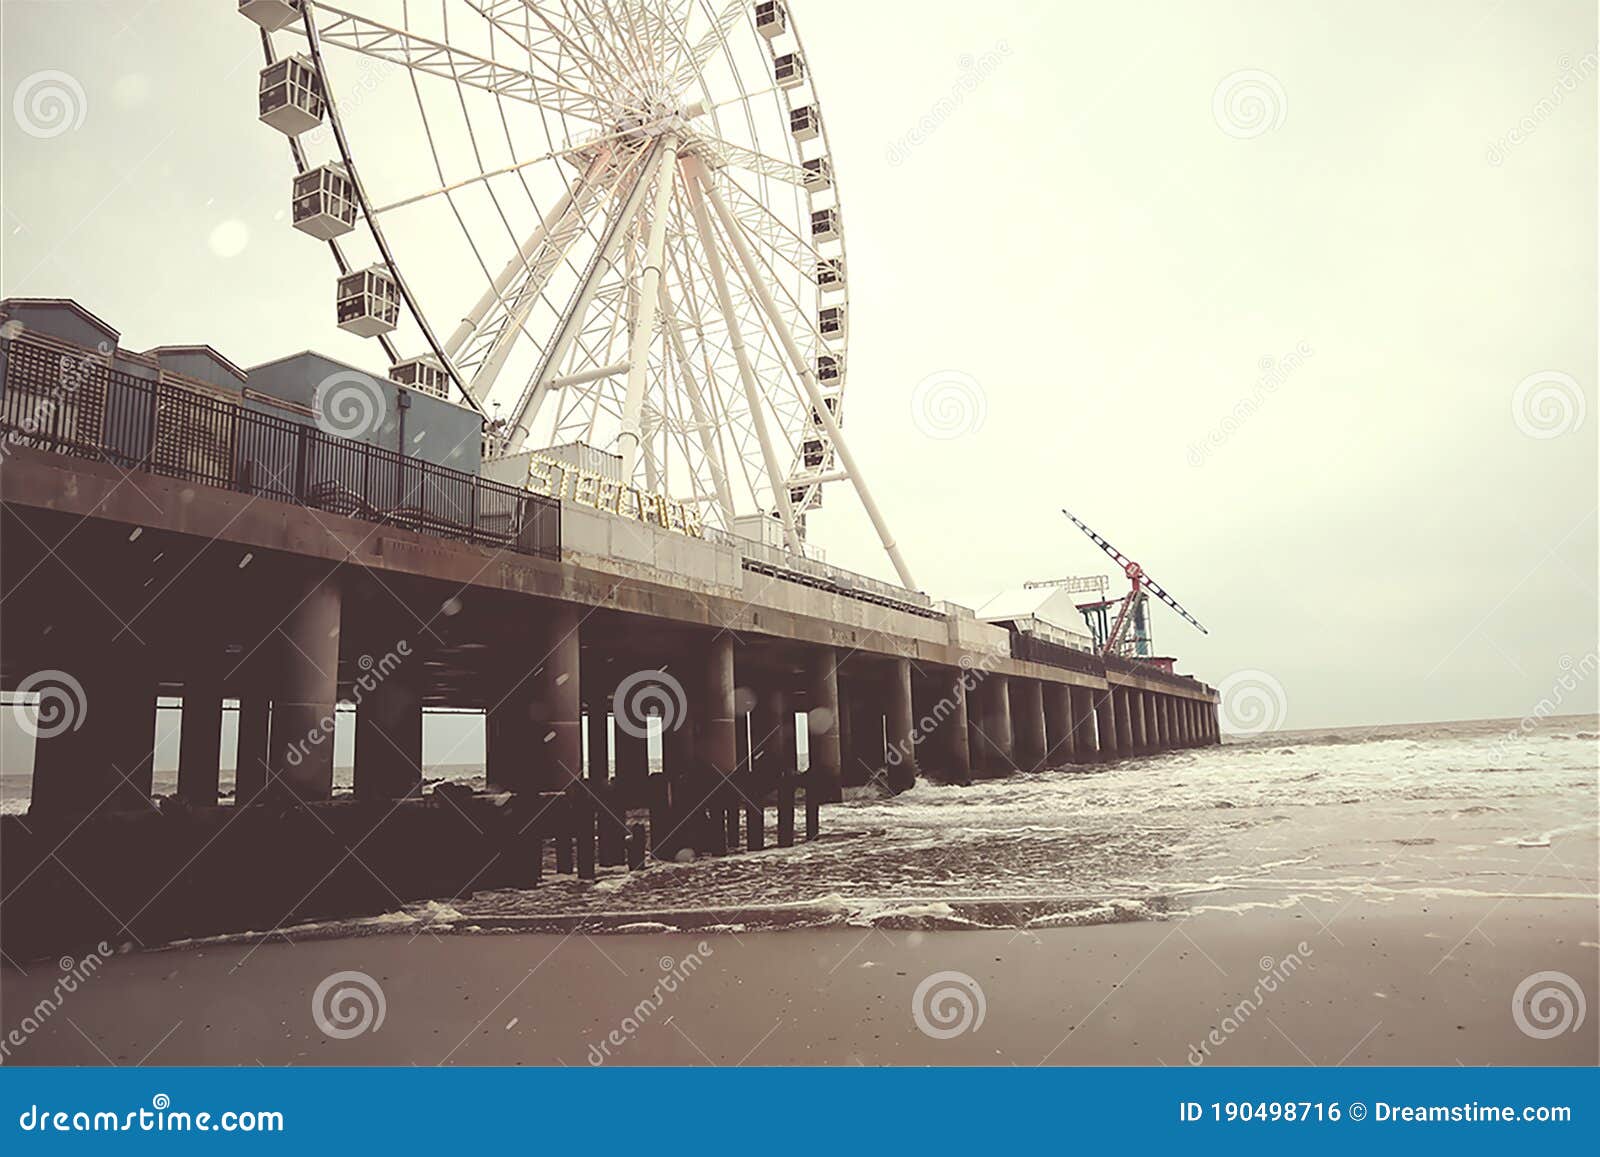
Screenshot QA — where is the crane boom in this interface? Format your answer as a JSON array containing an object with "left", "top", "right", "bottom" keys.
[{"left": 1060, "top": 508, "right": 1208, "bottom": 656}]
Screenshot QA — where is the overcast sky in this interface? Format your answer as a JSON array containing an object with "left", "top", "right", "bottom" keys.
[{"left": 2, "top": 0, "right": 1595, "bottom": 743}]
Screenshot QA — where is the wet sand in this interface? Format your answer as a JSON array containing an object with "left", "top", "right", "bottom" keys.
[{"left": 5, "top": 895, "right": 1594, "bottom": 1066}]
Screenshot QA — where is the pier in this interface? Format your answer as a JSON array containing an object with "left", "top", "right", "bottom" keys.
[{"left": 0, "top": 302, "right": 1217, "bottom": 956}]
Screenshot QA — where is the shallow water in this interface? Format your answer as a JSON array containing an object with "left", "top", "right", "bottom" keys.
[{"left": 399, "top": 714, "right": 1599, "bottom": 933}]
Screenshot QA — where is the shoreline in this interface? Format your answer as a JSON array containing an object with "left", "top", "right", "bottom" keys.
[{"left": 4, "top": 894, "right": 1594, "bottom": 1067}]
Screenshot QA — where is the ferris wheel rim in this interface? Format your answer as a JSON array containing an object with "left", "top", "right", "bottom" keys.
[
  {"left": 289, "top": 0, "right": 847, "bottom": 433},
  {"left": 255, "top": 0, "right": 895, "bottom": 575}
]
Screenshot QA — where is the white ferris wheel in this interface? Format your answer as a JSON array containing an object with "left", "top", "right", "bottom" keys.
[{"left": 240, "top": 0, "right": 916, "bottom": 589}]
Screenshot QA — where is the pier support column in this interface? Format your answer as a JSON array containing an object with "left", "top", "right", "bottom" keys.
[
  {"left": 805, "top": 647, "right": 843, "bottom": 804},
  {"left": 1093, "top": 688, "right": 1118, "bottom": 761},
  {"left": 1011, "top": 678, "right": 1047, "bottom": 771},
  {"left": 583, "top": 654, "right": 617, "bottom": 786},
  {"left": 699, "top": 635, "right": 738, "bottom": 848},
  {"left": 177, "top": 646, "right": 226, "bottom": 808},
  {"left": 530, "top": 605, "right": 582, "bottom": 791},
  {"left": 1210, "top": 700, "right": 1222, "bottom": 744},
  {"left": 353, "top": 646, "right": 423, "bottom": 801},
  {"left": 1042, "top": 682, "right": 1073, "bottom": 766},
  {"left": 613, "top": 717, "right": 649, "bottom": 801},
  {"left": 1113, "top": 687, "right": 1134, "bottom": 755},
  {"left": 1153, "top": 695, "right": 1169, "bottom": 751},
  {"left": 970, "top": 672, "right": 1014, "bottom": 775},
  {"left": 922, "top": 665, "right": 973, "bottom": 783},
  {"left": 268, "top": 570, "right": 342, "bottom": 801},
  {"left": 885, "top": 657, "right": 917, "bottom": 791},
  {"left": 753, "top": 682, "right": 796, "bottom": 846},
  {"left": 29, "top": 640, "right": 154, "bottom": 814},
  {"left": 1069, "top": 686, "right": 1099, "bottom": 762},
  {"left": 234, "top": 689, "right": 271, "bottom": 806}
]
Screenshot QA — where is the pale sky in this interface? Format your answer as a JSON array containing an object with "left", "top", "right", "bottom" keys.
[{"left": 2, "top": 0, "right": 1595, "bottom": 737}]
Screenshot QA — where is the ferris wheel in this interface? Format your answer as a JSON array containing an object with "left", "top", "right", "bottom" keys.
[{"left": 239, "top": 0, "right": 915, "bottom": 589}]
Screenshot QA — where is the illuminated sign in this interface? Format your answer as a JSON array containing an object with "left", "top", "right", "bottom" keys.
[{"left": 524, "top": 454, "right": 705, "bottom": 538}]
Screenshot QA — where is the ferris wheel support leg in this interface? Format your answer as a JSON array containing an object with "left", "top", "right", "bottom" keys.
[
  {"left": 443, "top": 184, "right": 581, "bottom": 362},
  {"left": 661, "top": 288, "right": 737, "bottom": 524},
  {"left": 618, "top": 135, "right": 682, "bottom": 479},
  {"left": 681, "top": 161, "right": 803, "bottom": 554},
  {"left": 503, "top": 145, "right": 664, "bottom": 447},
  {"left": 693, "top": 171, "right": 919, "bottom": 591}
]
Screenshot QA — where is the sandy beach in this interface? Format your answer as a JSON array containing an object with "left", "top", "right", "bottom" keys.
[{"left": 5, "top": 891, "right": 1594, "bottom": 1067}]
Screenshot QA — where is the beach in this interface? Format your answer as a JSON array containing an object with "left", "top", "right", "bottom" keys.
[
  {"left": 3, "top": 716, "right": 1596, "bottom": 1066},
  {"left": 3, "top": 895, "right": 1594, "bottom": 1066}
]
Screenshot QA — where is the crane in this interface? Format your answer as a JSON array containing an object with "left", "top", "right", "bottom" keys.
[{"left": 1061, "top": 509, "right": 1207, "bottom": 659}]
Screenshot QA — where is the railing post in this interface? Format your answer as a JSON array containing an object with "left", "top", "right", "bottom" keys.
[
  {"left": 143, "top": 377, "right": 161, "bottom": 469},
  {"left": 294, "top": 424, "right": 311, "bottom": 502}
]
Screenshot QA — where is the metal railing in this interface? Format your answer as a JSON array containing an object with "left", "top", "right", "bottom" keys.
[{"left": 0, "top": 333, "right": 559, "bottom": 558}]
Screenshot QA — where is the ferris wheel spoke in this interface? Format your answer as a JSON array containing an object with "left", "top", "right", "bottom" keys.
[
  {"left": 660, "top": 280, "right": 736, "bottom": 522},
  {"left": 664, "top": 226, "right": 766, "bottom": 513},
  {"left": 693, "top": 160, "right": 917, "bottom": 589},
  {"left": 501, "top": 138, "right": 668, "bottom": 445},
  {"left": 468, "top": 0, "right": 639, "bottom": 108},
  {"left": 681, "top": 158, "right": 802, "bottom": 550},
  {"left": 300, "top": 2, "right": 608, "bottom": 121},
  {"left": 449, "top": 160, "right": 626, "bottom": 394},
  {"left": 689, "top": 139, "right": 807, "bottom": 187},
  {"left": 669, "top": 0, "right": 746, "bottom": 94},
  {"left": 563, "top": 0, "right": 658, "bottom": 99}
]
